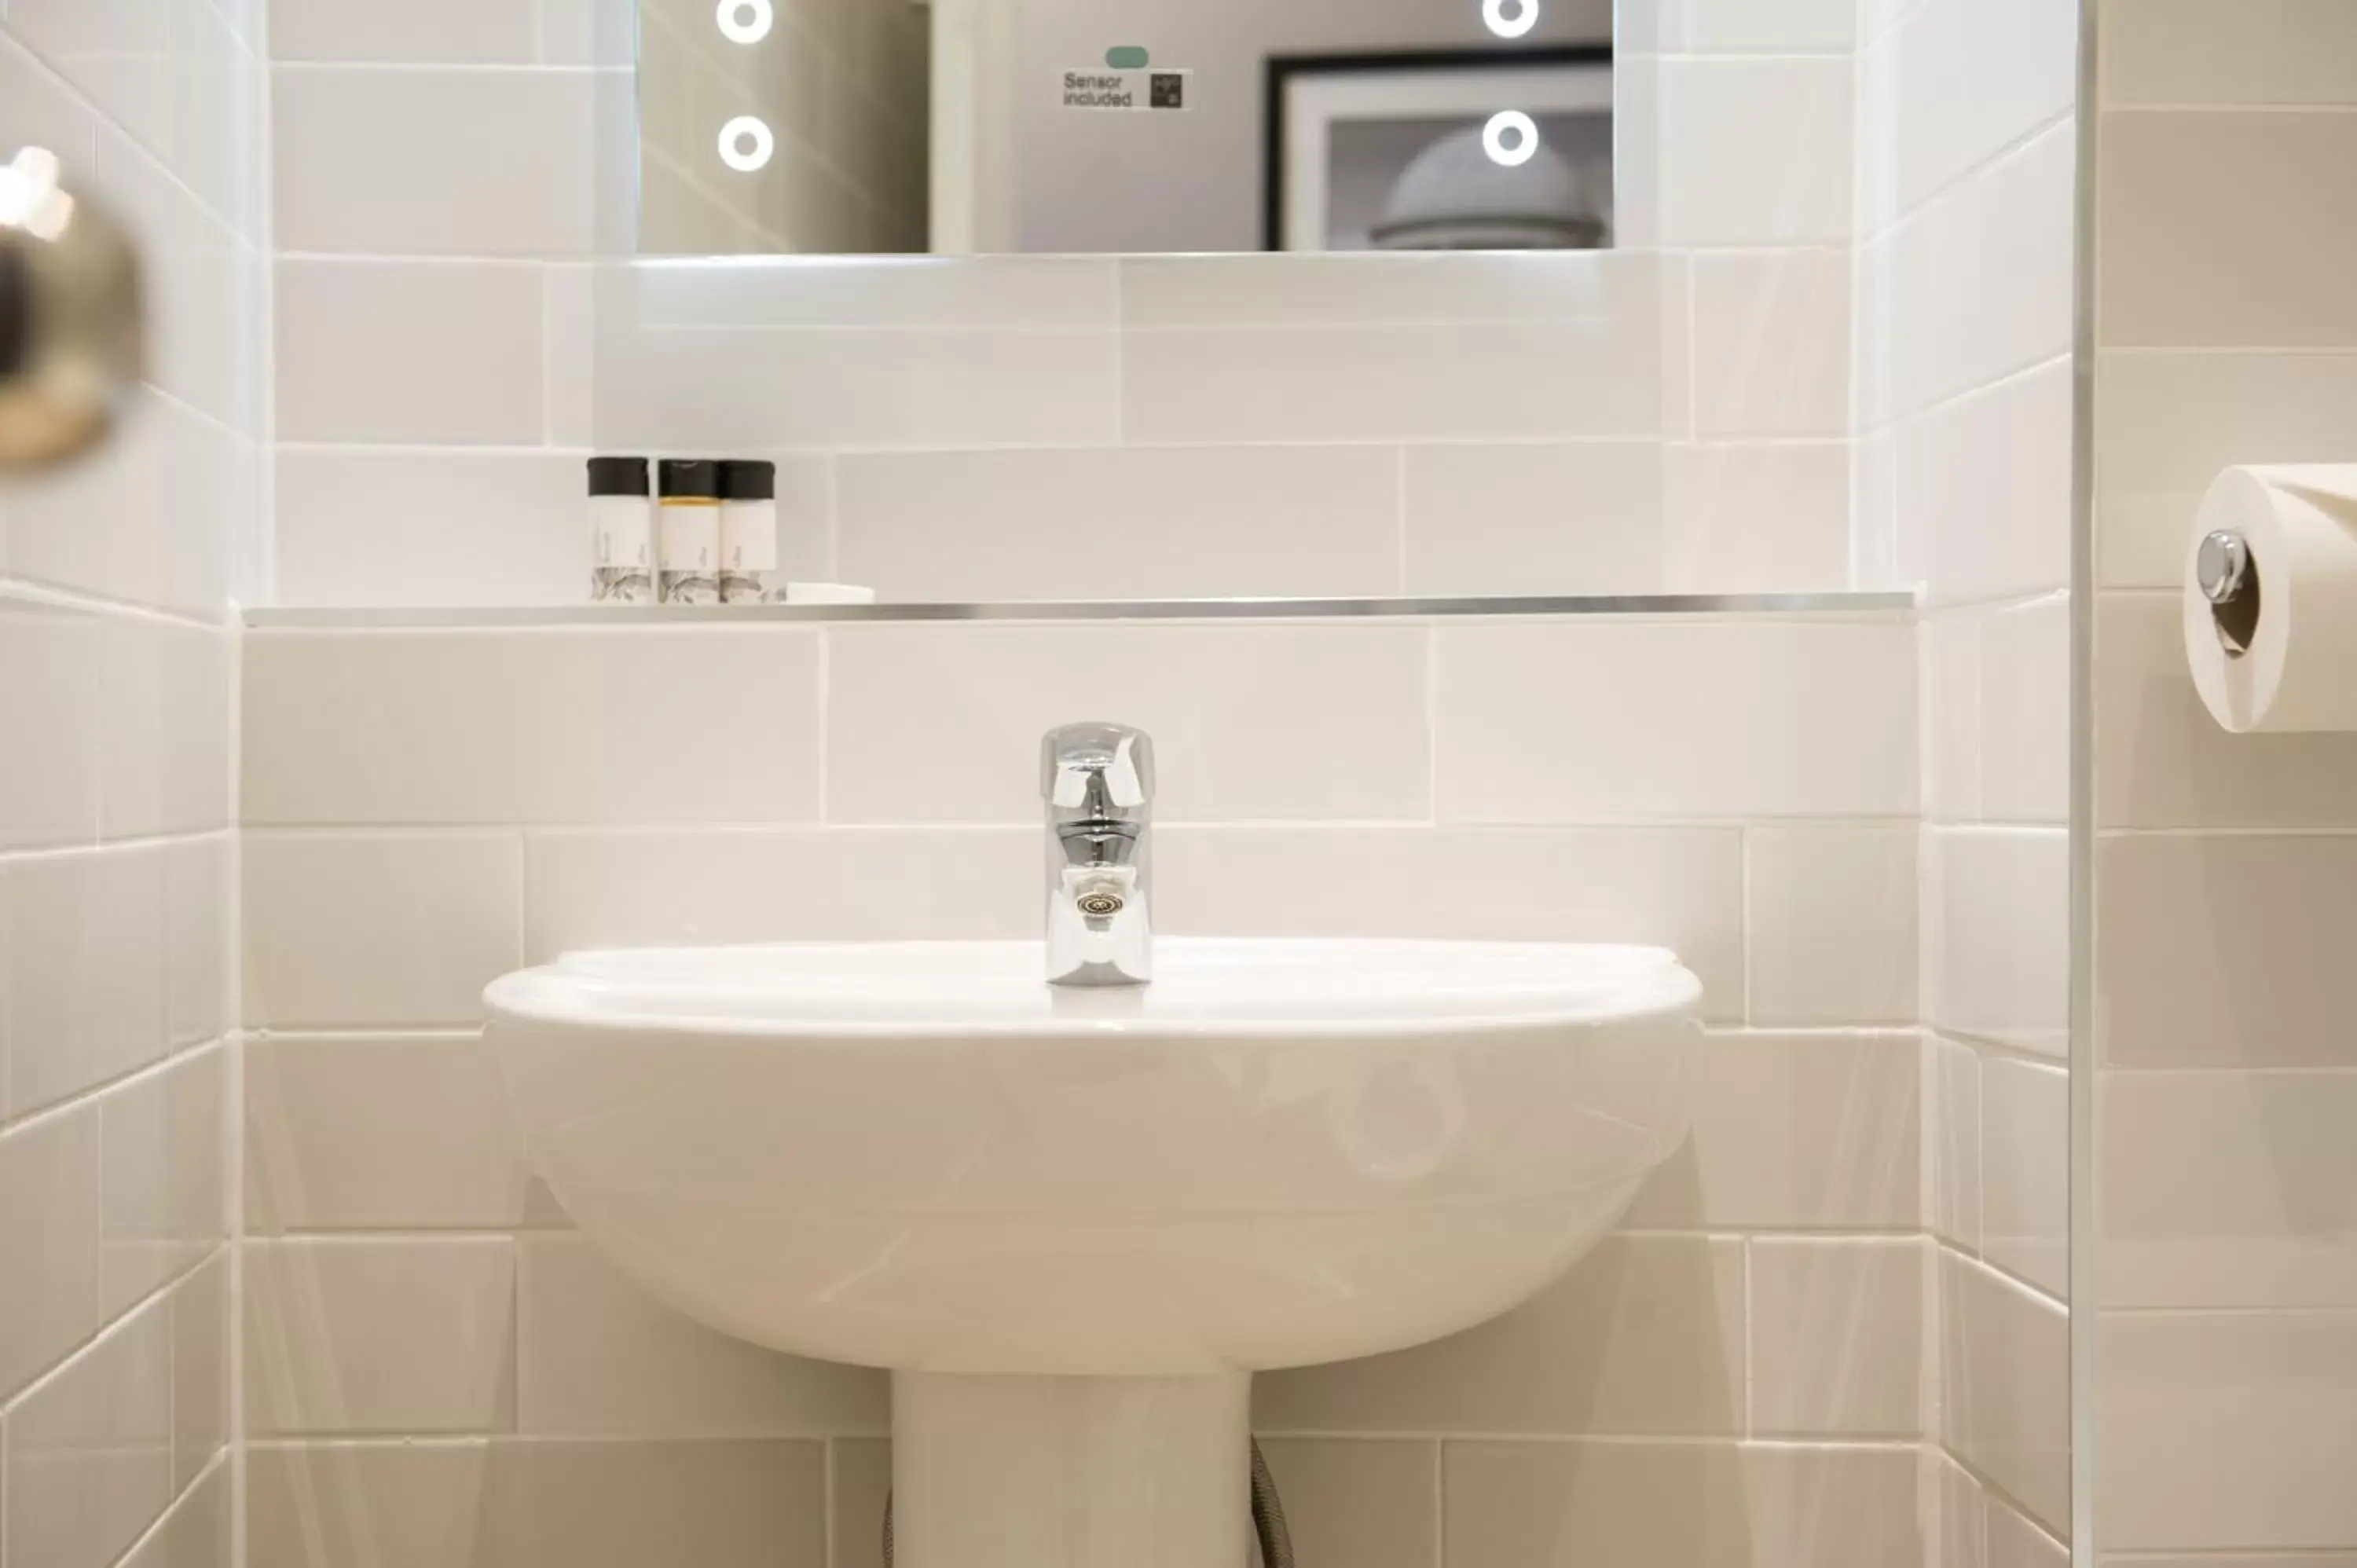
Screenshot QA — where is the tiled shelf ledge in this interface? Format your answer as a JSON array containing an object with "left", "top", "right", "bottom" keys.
[{"left": 243, "top": 592, "right": 1918, "bottom": 629}]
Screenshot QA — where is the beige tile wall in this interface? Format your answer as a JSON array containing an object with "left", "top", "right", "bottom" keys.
[
  {"left": 0, "top": 5, "right": 260, "bottom": 1568},
  {"left": 2091, "top": 1, "right": 2357, "bottom": 1560},
  {"left": 238, "top": 608, "right": 1927, "bottom": 1568},
  {"left": 1856, "top": 0, "right": 2078, "bottom": 1559}
]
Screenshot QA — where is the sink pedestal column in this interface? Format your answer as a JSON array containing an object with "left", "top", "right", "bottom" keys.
[{"left": 893, "top": 1371, "right": 1252, "bottom": 1568}]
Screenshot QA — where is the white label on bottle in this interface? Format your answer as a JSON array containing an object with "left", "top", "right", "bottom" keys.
[
  {"left": 658, "top": 502, "right": 718, "bottom": 573},
  {"left": 592, "top": 496, "right": 653, "bottom": 570},
  {"left": 720, "top": 500, "right": 779, "bottom": 573}
]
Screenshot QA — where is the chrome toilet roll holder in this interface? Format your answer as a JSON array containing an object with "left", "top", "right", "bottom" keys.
[{"left": 2198, "top": 528, "right": 2260, "bottom": 660}]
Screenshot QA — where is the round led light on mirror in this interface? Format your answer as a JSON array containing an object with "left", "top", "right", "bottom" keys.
[
  {"left": 717, "top": 0, "right": 773, "bottom": 44},
  {"left": 1483, "top": 0, "right": 1540, "bottom": 39},
  {"left": 1482, "top": 111, "right": 1541, "bottom": 168},
  {"left": 717, "top": 116, "right": 775, "bottom": 173}
]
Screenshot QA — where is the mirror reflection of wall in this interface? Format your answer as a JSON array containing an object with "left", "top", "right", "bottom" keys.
[
  {"left": 1273, "top": 53, "right": 1612, "bottom": 253},
  {"left": 636, "top": 0, "right": 1616, "bottom": 257},
  {"left": 640, "top": 0, "right": 933, "bottom": 255}
]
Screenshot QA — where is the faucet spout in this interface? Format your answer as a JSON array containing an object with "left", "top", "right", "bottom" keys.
[{"left": 1042, "top": 724, "right": 1155, "bottom": 987}]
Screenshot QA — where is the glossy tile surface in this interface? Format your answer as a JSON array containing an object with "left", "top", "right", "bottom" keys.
[
  {"left": 165, "top": 0, "right": 2120, "bottom": 1553},
  {"left": 2, "top": 3, "right": 252, "bottom": 1563},
  {"left": 244, "top": 1237, "right": 519, "bottom": 1436}
]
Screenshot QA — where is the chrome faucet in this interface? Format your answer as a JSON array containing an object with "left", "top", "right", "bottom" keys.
[{"left": 1041, "top": 722, "right": 1154, "bottom": 987}]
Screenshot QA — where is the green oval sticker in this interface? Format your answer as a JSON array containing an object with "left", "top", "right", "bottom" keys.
[{"left": 1105, "top": 45, "right": 1150, "bottom": 68}]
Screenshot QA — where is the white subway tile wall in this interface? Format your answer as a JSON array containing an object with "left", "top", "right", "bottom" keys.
[
  {"left": 1433, "top": 620, "right": 1918, "bottom": 822},
  {"left": 0, "top": 4, "right": 253, "bottom": 1567},
  {"left": 1937, "top": 1249, "right": 2070, "bottom": 1537},
  {"left": 1747, "top": 1236, "right": 1924, "bottom": 1438},
  {"left": 256, "top": 0, "right": 1886, "bottom": 610},
  {"left": 244, "top": 1438, "right": 830, "bottom": 1568},
  {"left": 240, "top": 606, "right": 1931, "bottom": 1568},
  {"left": 2093, "top": 8, "right": 2357, "bottom": 1564},
  {"left": 1251, "top": 1440, "right": 1438, "bottom": 1568},
  {"left": 1255, "top": 1234, "right": 1750, "bottom": 1436},
  {"left": 5, "top": 1291, "right": 175, "bottom": 1568},
  {"left": 515, "top": 1233, "right": 888, "bottom": 1438},
  {"left": 1654, "top": 57, "right": 1854, "bottom": 245},
  {"left": 0, "top": 0, "right": 2104, "bottom": 1561},
  {"left": 1858, "top": 0, "right": 2077, "bottom": 1558},
  {"left": 1442, "top": 1440, "right": 1917, "bottom": 1568},
  {"left": 244, "top": 1237, "right": 520, "bottom": 1436},
  {"left": 1688, "top": 249, "right": 1854, "bottom": 438}
]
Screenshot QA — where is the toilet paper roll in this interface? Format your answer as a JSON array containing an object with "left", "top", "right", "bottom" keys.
[{"left": 2186, "top": 464, "right": 2357, "bottom": 733}]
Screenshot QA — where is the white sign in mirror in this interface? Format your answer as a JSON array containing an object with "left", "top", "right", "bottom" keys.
[{"left": 636, "top": 0, "right": 1616, "bottom": 256}]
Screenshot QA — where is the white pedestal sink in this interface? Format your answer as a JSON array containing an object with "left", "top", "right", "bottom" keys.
[{"left": 486, "top": 938, "right": 1699, "bottom": 1568}]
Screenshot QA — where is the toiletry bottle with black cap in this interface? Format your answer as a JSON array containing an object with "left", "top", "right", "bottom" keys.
[
  {"left": 719, "top": 459, "right": 779, "bottom": 604},
  {"left": 657, "top": 459, "right": 723, "bottom": 605},
  {"left": 587, "top": 456, "right": 654, "bottom": 603}
]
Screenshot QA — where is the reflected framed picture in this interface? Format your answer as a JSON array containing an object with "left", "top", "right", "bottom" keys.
[{"left": 1263, "top": 46, "right": 1615, "bottom": 254}]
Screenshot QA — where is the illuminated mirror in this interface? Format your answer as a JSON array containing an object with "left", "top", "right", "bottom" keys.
[{"left": 634, "top": 0, "right": 1616, "bottom": 255}]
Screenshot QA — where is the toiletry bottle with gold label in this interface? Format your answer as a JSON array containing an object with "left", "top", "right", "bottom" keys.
[{"left": 656, "top": 459, "right": 723, "bottom": 605}]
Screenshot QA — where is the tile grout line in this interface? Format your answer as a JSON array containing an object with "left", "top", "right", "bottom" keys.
[
  {"left": 1946, "top": 1244, "right": 2069, "bottom": 1317},
  {"left": 1874, "top": 347, "right": 2077, "bottom": 441},
  {"left": 240, "top": 1428, "right": 1925, "bottom": 1450},
  {"left": 1681, "top": 251, "right": 1699, "bottom": 445},
  {"left": 1110, "top": 259, "right": 1128, "bottom": 445},
  {"left": 539, "top": 260, "right": 559, "bottom": 450},
  {"left": 271, "top": 59, "right": 635, "bottom": 75},
  {"left": 2, "top": 24, "right": 260, "bottom": 244},
  {"left": 816, "top": 628, "right": 833, "bottom": 827},
  {"left": 511, "top": 819, "right": 531, "bottom": 995},
  {"left": 2080, "top": 1303, "right": 2357, "bottom": 1321},
  {"left": 1430, "top": 1436, "right": 1446, "bottom": 1568},
  {"left": 239, "top": 1221, "right": 1945, "bottom": 1241},
  {"left": 1394, "top": 444, "right": 1410, "bottom": 598},
  {"left": 266, "top": 433, "right": 1879, "bottom": 455},
  {"left": 2102, "top": 101, "right": 2357, "bottom": 116},
  {"left": 0, "top": 826, "right": 234, "bottom": 870},
  {"left": 1741, "top": 1236, "right": 1756, "bottom": 1438},
  {"left": 1251, "top": 1431, "right": 1920, "bottom": 1449},
  {"left": 1943, "top": 1443, "right": 2062, "bottom": 1547},
  {"left": 101, "top": 1445, "right": 234, "bottom": 1568},
  {"left": 236, "top": 1432, "right": 875, "bottom": 1451},
  {"left": 0, "top": 1243, "right": 222, "bottom": 1422},
  {"left": 0, "top": 1039, "right": 231, "bottom": 1146},
  {"left": 229, "top": 1031, "right": 250, "bottom": 1568},
  {"left": 1868, "top": 350, "right": 2075, "bottom": 450},
  {"left": 820, "top": 452, "right": 843, "bottom": 584},
  {"left": 0, "top": 576, "right": 236, "bottom": 633},
  {"left": 823, "top": 1435, "right": 840, "bottom": 1568},
  {"left": 1875, "top": 104, "right": 2076, "bottom": 248},
  {"left": 1423, "top": 622, "right": 1440, "bottom": 824},
  {"left": 233, "top": 816, "right": 1926, "bottom": 837},
  {"left": 1738, "top": 825, "right": 1755, "bottom": 1025}
]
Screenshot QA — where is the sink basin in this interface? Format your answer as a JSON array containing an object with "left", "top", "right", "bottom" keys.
[
  {"left": 485, "top": 937, "right": 1699, "bottom": 1568},
  {"left": 488, "top": 936, "right": 1698, "bottom": 1373}
]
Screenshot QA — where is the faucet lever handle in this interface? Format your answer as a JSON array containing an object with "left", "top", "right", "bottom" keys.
[{"left": 1042, "top": 722, "right": 1156, "bottom": 814}]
